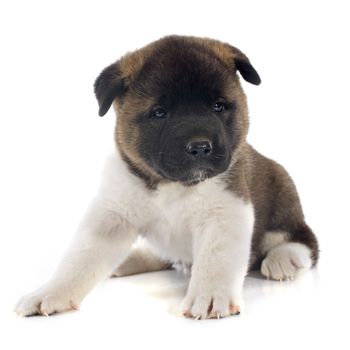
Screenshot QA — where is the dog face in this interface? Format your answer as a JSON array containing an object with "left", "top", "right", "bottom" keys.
[{"left": 94, "top": 36, "right": 260, "bottom": 186}]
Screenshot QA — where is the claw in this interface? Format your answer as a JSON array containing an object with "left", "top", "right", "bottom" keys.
[
  {"left": 39, "top": 303, "right": 49, "bottom": 317},
  {"left": 216, "top": 312, "right": 220, "bottom": 320},
  {"left": 229, "top": 304, "right": 241, "bottom": 315},
  {"left": 195, "top": 315, "right": 201, "bottom": 320},
  {"left": 183, "top": 310, "right": 191, "bottom": 318},
  {"left": 41, "top": 310, "right": 49, "bottom": 317},
  {"left": 70, "top": 301, "right": 79, "bottom": 310}
]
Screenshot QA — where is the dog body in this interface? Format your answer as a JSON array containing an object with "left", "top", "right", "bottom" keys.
[{"left": 16, "top": 36, "right": 318, "bottom": 319}]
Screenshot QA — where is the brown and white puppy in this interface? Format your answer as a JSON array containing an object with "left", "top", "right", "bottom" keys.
[{"left": 15, "top": 35, "right": 319, "bottom": 319}]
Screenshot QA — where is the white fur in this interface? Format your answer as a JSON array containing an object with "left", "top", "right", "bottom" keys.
[
  {"left": 15, "top": 150, "right": 254, "bottom": 318},
  {"left": 260, "top": 231, "right": 288, "bottom": 255},
  {"left": 112, "top": 238, "right": 169, "bottom": 277},
  {"left": 261, "top": 242, "right": 312, "bottom": 281}
]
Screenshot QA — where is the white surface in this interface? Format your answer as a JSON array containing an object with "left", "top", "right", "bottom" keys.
[
  {"left": 1, "top": 0, "right": 350, "bottom": 349},
  {"left": 4, "top": 263, "right": 349, "bottom": 349}
]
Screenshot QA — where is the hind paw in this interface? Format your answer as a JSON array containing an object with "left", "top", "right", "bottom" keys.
[{"left": 261, "top": 242, "right": 312, "bottom": 281}]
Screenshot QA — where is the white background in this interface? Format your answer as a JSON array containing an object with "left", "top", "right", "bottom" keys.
[{"left": 1, "top": 0, "right": 349, "bottom": 349}]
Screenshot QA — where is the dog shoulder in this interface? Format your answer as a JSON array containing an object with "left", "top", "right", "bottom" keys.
[{"left": 95, "top": 150, "right": 153, "bottom": 223}]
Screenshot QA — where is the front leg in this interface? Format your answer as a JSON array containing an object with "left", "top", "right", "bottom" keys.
[
  {"left": 182, "top": 198, "right": 254, "bottom": 319},
  {"left": 15, "top": 198, "right": 137, "bottom": 316}
]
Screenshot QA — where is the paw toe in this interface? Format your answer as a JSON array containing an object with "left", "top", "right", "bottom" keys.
[
  {"left": 190, "top": 295, "right": 213, "bottom": 319},
  {"left": 15, "top": 294, "right": 42, "bottom": 317}
]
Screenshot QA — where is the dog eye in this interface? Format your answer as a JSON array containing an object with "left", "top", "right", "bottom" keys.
[
  {"left": 151, "top": 108, "right": 168, "bottom": 119},
  {"left": 212, "top": 102, "right": 226, "bottom": 112}
]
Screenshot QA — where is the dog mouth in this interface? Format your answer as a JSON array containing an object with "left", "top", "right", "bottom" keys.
[
  {"left": 183, "top": 168, "right": 214, "bottom": 186},
  {"left": 156, "top": 163, "right": 215, "bottom": 185}
]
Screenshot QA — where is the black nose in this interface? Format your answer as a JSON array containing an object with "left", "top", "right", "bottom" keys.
[{"left": 186, "top": 140, "right": 213, "bottom": 157}]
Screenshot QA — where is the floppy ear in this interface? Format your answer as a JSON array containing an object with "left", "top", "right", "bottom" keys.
[
  {"left": 94, "top": 62, "right": 127, "bottom": 116},
  {"left": 227, "top": 45, "right": 261, "bottom": 85},
  {"left": 234, "top": 57, "right": 261, "bottom": 85}
]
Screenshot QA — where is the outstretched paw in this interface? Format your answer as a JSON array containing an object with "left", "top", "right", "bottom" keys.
[{"left": 15, "top": 286, "right": 80, "bottom": 317}]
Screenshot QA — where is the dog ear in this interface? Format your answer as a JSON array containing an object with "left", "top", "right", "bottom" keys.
[
  {"left": 224, "top": 44, "right": 261, "bottom": 85},
  {"left": 94, "top": 62, "right": 127, "bottom": 117},
  {"left": 234, "top": 57, "right": 261, "bottom": 85}
]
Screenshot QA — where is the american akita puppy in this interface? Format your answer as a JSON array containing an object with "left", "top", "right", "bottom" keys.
[{"left": 16, "top": 36, "right": 319, "bottom": 319}]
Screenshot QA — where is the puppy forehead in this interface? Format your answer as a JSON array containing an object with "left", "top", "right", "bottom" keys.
[{"left": 132, "top": 40, "right": 234, "bottom": 101}]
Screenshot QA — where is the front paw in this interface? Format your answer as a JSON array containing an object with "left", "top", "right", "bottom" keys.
[
  {"left": 15, "top": 285, "right": 79, "bottom": 317},
  {"left": 181, "top": 287, "right": 241, "bottom": 320}
]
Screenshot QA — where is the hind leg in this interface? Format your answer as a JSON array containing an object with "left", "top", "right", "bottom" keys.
[
  {"left": 260, "top": 226, "right": 318, "bottom": 281},
  {"left": 112, "top": 239, "right": 171, "bottom": 277}
]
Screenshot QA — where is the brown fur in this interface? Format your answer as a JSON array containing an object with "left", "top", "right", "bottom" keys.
[
  {"left": 114, "top": 95, "right": 163, "bottom": 190},
  {"left": 223, "top": 144, "right": 319, "bottom": 268}
]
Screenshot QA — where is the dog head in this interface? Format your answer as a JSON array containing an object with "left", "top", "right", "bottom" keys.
[{"left": 94, "top": 36, "right": 260, "bottom": 186}]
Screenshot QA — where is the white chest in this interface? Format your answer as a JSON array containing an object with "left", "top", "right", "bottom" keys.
[
  {"left": 142, "top": 179, "right": 235, "bottom": 263},
  {"left": 143, "top": 183, "right": 198, "bottom": 263},
  {"left": 101, "top": 152, "right": 250, "bottom": 264}
]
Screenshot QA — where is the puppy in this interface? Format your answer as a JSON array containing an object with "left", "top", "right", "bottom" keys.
[{"left": 15, "top": 35, "right": 319, "bottom": 319}]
